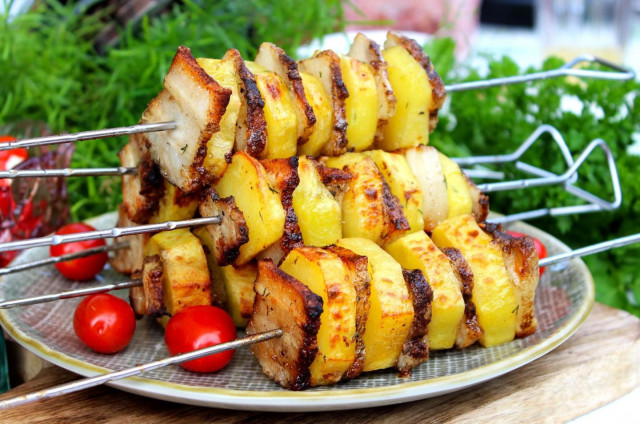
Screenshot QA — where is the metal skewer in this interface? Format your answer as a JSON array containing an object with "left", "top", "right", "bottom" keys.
[
  {"left": 479, "top": 138, "right": 619, "bottom": 195},
  {"left": 0, "top": 57, "right": 632, "bottom": 153},
  {"left": 0, "top": 280, "right": 141, "bottom": 309},
  {"left": 0, "top": 241, "right": 129, "bottom": 276},
  {"left": 0, "top": 167, "right": 136, "bottom": 179},
  {"left": 444, "top": 55, "right": 635, "bottom": 93},
  {"left": 0, "top": 216, "right": 221, "bottom": 253},
  {"left": 3, "top": 232, "right": 639, "bottom": 310},
  {"left": 0, "top": 122, "right": 176, "bottom": 152},
  {"left": 0, "top": 231, "right": 638, "bottom": 409},
  {"left": 0, "top": 329, "right": 283, "bottom": 410}
]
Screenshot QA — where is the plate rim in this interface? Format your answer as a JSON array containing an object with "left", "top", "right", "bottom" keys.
[{"left": 0, "top": 215, "right": 595, "bottom": 411}]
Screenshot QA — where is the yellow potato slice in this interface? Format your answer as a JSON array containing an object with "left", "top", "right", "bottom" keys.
[
  {"left": 431, "top": 214, "right": 518, "bottom": 347},
  {"left": 336, "top": 238, "right": 413, "bottom": 371}
]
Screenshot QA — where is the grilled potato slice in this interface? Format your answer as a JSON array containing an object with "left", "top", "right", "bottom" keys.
[
  {"left": 340, "top": 55, "right": 378, "bottom": 151},
  {"left": 363, "top": 150, "right": 424, "bottom": 233},
  {"left": 438, "top": 152, "right": 472, "bottom": 218},
  {"left": 441, "top": 247, "right": 483, "bottom": 348},
  {"left": 298, "top": 50, "right": 349, "bottom": 156},
  {"left": 401, "top": 145, "right": 449, "bottom": 232},
  {"left": 280, "top": 247, "right": 358, "bottom": 386},
  {"left": 260, "top": 157, "right": 303, "bottom": 263},
  {"left": 213, "top": 152, "right": 286, "bottom": 265},
  {"left": 378, "top": 44, "right": 431, "bottom": 150},
  {"left": 397, "top": 268, "right": 433, "bottom": 376},
  {"left": 245, "top": 61, "right": 298, "bottom": 159},
  {"left": 247, "top": 259, "right": 323, "bottom": 391},
  {"left": 348, "top": 32, "right": 397, "bottom": 141},
  {"left": 385, "top": 231, "right": 465, "bottom": 350},
  {"left": 293, "top": 156, "right": 342, "bottom": 247},
  {"left": 484, "top": 224, "right": 540, "bottom": 337},
  {"left": 193, "top": 226, "right": 257, "bottom": 328},
  {"left": 325, "top": 245, "right": 371, "bottom": 380},
  {"left": 336, "top": 238, "right": 413, "bottom": 371},
  {"left": 196, "top": 57, "right": 241, "bottom": 179},
  {"left": 431, "top": 214, "right": 518, "bottom": 347},
  {"left": 218, "top": 262, "right": 257, "bottom": 328},
  {"left": 119, "top": 134, "right": 164, "bottom": 224},
  {"left": 384, "top": 31, "right": 446, "bottom": 133},
  {"left": 223, "top": 49, "right": 267, "bottom": 157},
  {"left": 255, "top": 42, "right": 316, "bottom": 145},
  {"left": 297, "top": 72, "right": 332, "bottom": 156},
  {"left": 324, "top": 153, "right": 409, "bottom": 245},
  {"left": 148, "top": 179, "right": 199, "bottom": 224},
  {"left": 141, "top": 46, "right": 231, "bottom": 193},
  {"left": 111, "top": 205, "right": 149, "bottom": 275},
  {"left": 143, "top": 229, "right": 212, "bottom": 320}
]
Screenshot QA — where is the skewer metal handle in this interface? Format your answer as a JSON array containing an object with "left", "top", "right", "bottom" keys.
[
  {"left": 0, "top": 329, "right": 283, "bottom": 410},
  {"left": 0, "top": 216, "right": 222, "bottom": 253},
  {"left": 0, "top": 122, "right": 177, "bottom": 152},
  {"left": 0, "top": 241, "right": 129, "bottom": 276},
  {"left": 0, "top": 280, "right": 142, "bottom": 309},
  {"left": 445, "top": 55, "right": 635, "bottom": 93}
]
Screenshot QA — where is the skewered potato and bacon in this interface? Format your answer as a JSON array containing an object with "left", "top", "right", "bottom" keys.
[{"left": 108, "top": 31, "right": 540, "bottom": 390}]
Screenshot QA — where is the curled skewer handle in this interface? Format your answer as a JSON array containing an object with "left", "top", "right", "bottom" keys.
[
  {"left": 0, "top": 167, "right": 136, "bottom": 179},
  {"left": 454, "top": 124, "right": 575, "bottom": 169},
  {"left": 0, "top": 280, "right": 142, "bottom": 309},
  {"left": 0, "top": 122, "right": 177, "bottom": 152},
  {"left": 480, "top": 139, "right": 620, "bottom": 197},
  {"left": 0, "top": 241, "right": 129, "bottom": 276},
  {"left": 0, "top": 329, "right": 283, "bottom": 410},
  {"left": 445, "top": 55, "right": 635, "bottom": 93},
  {"left": 540, "top": 233, "right": 640, "bottom": 268},
  {"left": 0, "top": 216, "right": 222, "bottom": 253}
]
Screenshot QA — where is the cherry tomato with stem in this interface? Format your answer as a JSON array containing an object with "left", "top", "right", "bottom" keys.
[
  {"left": 505, "top": 230, "right": 548, "bottom": 276},
  {"left": 164, "top": 305, "right": 237, "bottom": 373},
  {"left": 50, "top": 223, "right": 108, "bottom": 281},
  {"left": 73, "top": 293, "right": 136, "bottom": 354}
]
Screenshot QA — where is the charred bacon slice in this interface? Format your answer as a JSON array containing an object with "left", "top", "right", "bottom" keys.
[
  {"left": 441, "top": 247, "right": 483, "bottom": 348},
  {"left": 247, "top": 259, "right": 323, "bottom": 391},
  {"left": 140, "top": 46, "right": 231, "bottom": 193},
  {"left": 397, "top": 268, "right": 433, "bottom": 377}
]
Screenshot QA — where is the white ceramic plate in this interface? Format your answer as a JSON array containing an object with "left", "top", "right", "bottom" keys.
[{"left": 0, "top": 213, "right": 594, "bottom": 412}]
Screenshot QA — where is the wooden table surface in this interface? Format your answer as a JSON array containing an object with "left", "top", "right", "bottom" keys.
[{"left": 1, "top": 302, "right": 639, "bottom": 423}]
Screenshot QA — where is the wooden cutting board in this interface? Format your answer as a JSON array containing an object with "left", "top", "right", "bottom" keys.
[{"left": 1, "top": 302, "right": 639, "bottom": 423}]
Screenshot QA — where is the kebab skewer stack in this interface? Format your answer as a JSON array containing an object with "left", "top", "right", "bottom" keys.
[{"left": 107, "top": 31, "right": 542, "bottom": 390}]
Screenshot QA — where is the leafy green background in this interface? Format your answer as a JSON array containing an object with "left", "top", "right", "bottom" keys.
[{"left": 1, "top": 1, "right": 639, "bottom": 316}]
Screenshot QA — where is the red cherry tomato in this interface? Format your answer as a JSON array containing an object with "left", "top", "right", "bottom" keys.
[
  {"left": 0, "top": 136, "right": 28, "bottom": 173},
  {"left": 73, "top": 293, "right": 136, "bottom": 354},
  {"left": 506, "top": 230, "right": 548, "bottom": 275},
  {"left": 164, "top": 305, "right": 237, "bottom": 373},
  {"left": 50, "top": 223, "right": 108, "bottom": 281}
]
